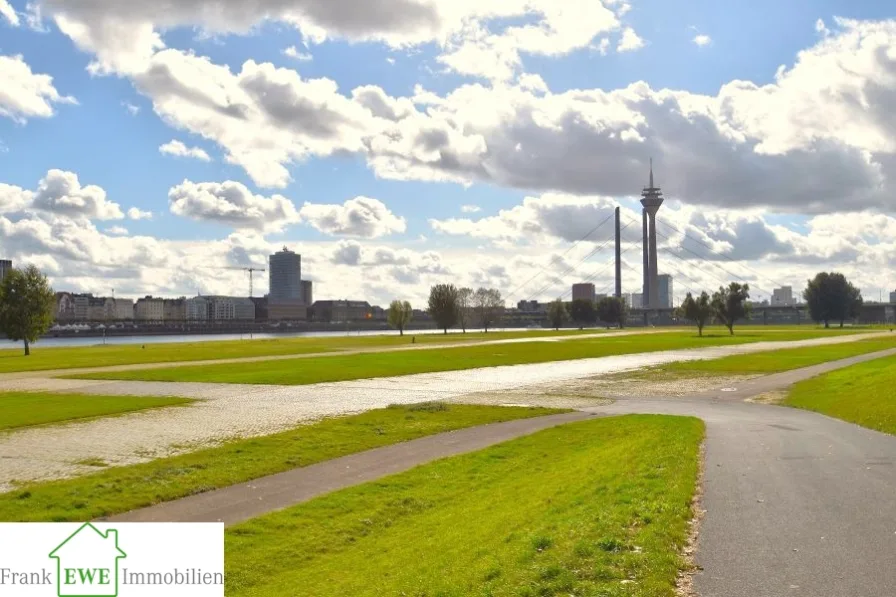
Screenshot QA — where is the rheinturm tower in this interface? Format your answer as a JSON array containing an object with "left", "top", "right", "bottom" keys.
[{"left": 640, "top": 159, "right": 664, "bottom": 309}]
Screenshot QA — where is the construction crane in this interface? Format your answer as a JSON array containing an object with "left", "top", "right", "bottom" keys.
[{"left": 222, "top": 266, "right": 266, "bottom": 298}]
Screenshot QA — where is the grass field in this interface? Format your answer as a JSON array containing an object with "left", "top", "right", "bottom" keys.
[
  {"left": 0, "top": 403, "right": 562, "bottom": 522},
  {"left": 225, "top": 415, "right": 704, "bottom": 597},
  {"left": 615, "top": 334, "right": 896, "bottom": 380},
  {"left": 783, "top": 354, "right": 896, "bottom": 435},
  {"left": 0, "top": 392, "right": 192, "bottom": 431},
  {"left": 0, "top": 329, "right": 604, "bottom": 373},
  {"left": 69, "top": 328, "right": 872, "bottom": 385}
]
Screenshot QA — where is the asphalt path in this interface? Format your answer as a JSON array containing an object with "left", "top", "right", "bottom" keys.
[{"left": 101, "top": 347, "right": 896, "bottom": 596}]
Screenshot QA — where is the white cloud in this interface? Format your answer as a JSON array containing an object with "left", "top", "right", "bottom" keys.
[
  {"left": 106, "top": 226, "right": 129, "bottom": 236},
  {"left": 0, "top": 54, "right": 76, "bottom": 123},
  {"left": 617, "top": 27, "right": 645, "bottom": 52},
  {"left": 168, "top": 179, "right": 300, "bottom": 231},
  {"left": 159, "top": 139, "right": 212, "bottom": 162},
  {"left": 283, "top": 46, "right": 313, "bottom": 61},
  {"left": 460, "top": 204, "right": 481, "bottom": 213},
  {"left": 127, "top": 207, "right": 153, "bottom": 220},
  {"left": 518, "top": 73, "right": 548, "bottom": 94},
  {"left": 122, "top": 102, "right": 140, "bottom": 115},
  {"left": 299, "top": 196, "right": 406, "bottom": 238},
  {"left": 30, "top": 169, "right": 124, "bottom": 220},
  {"left": 815, "top": 18, "right": 830, "bottom": 37},
  {"left": 693, "top": 34, "right": 712, "bottom": 47},
  {"left": 0, "top": 0, "right": 18, "bottom": 26},
  {"left": 596, "top": 37, "right": 611, "bottom": 56}
]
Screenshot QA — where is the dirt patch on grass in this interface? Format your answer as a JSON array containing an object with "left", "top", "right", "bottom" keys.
[
  {"left": 677, "top": 440, "right": 706, "bottom": 597},
  {"left": 746, "top": 390, "right": 789, "bottom": 405},
  {"left": 573, "top": 369, "right": 759, "bottom": 398}
]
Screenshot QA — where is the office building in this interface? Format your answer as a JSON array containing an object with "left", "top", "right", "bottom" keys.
[
  {"left": 657, "top": 274, "right": 673, "bottom": 309},
  {"left": 301, "top": 280, "right": 313, "bottom": 305},
  {"left": 0, "top": 259, "right": 11, "bottom": 281},
  {"left": 640, "top": 160, "right": 664, "bottom": 309},
  {"left": 135, "top": 296, "right": 165, "bottom": 321},
  {"left": 890, "top": 290, "right": 896, "bottom": 304},
  {"left": 269, "top": 247, "right": 302, "bottom": 301},
  {"left": 772, "top": 286, "right": 795, "bottom": 307},
  {"left": 113, "top": 298, "right": 134, "bottom": 320},
  {"left": 206, "top": 296, "right": 255, "bottom": 320},
  {"left": 186, "top": 296, "right": 210, "bottom": 320},
  {"left": 311, "top": 300, "right": 372, "bottom": 323},
  {"left": 572, "top": 283, "right": 596, "bottom": 303},
  {"left": 163, "top": 298, "right": 186, "bottom": 321},
  {"left": 630, "top": 292, "right": 644, "bottom": 309}
]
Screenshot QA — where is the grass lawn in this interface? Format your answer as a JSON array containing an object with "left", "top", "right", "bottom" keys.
[
  {"left": 0, "top": 403, "right": 562, "bottom": 522},
  {"left": 0, "top": 392, "right": 193, "bottom": 431},
  {"left": 70, "top": 328, "right": 872, "bottom": 385},
  {"left": 226, "top": 415, "right": 704, "bottom": 597},
  {"left": 619, "top": 335, "right": 896, "bottom": 380},
  {"left": 782, "top": 354, "right": 896, "bottom": 435},
  {"left": 0, "top": 329, "right": 604, "bottom": 373}
]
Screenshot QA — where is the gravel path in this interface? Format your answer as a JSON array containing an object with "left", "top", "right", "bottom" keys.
[{"left": 0, "top": 332, "right": 888, "bottom": 491}]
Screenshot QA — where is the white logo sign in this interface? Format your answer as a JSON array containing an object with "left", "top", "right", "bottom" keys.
[{"left": 0, "top": 523, "right": 223, "bottom": 596}]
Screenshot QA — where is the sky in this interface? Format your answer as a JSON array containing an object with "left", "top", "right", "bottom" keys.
[{"left": 1, "top": 0, "right": 895, "bottom": 308}]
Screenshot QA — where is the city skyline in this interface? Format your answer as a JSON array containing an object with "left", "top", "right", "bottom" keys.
[{"left": 0, "top": 2, "right": 895, "bottom": 308}]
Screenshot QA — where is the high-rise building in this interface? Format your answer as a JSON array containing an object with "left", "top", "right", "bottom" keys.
[
  {"left": 630, "top": 292, "right": 644, "bottom": 308},
  {"left": 571, "top": 283, "right": 596, "bottom": 302},
  {"left": 640, "top": 160, "right": 664, "bottom": 309},
  {"left": 301, "top": 280, "right": 313, "bottom": 306},
  {"left": 657, "top": 274, "right": 673, "bottom": 309},
  {"left": 772, "top": 286, "right": 794, "bottom": 307},
  {"left": 890, "top": 290, "right": 896, "bottom": 304},
  {"left": 0, "top": 259, "right": 11, "bottom": 281},
  {"left": 269, "top": 247, "right": 302, "bottom": 301}
]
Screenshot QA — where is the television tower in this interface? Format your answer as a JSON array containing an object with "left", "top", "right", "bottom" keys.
[{"left": 640, "top": 159, "right": 664, "bottom": 309}]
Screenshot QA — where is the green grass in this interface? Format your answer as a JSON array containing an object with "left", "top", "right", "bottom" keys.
[
  {"left": 782, "top": 354, "right": 896, "bottom": 435},
  {"left": 0, "top": 329, "right": 605, "bottom": 373},
  {"left": 610, "top": 335, "right": 896, "bottom": 383},
  {"left": 72, "top": 328, "right": 872, "bottom": 385},
  {"left": 0, "top": 403, "right": 562, "bottom": 522},
  {"left": 225, "top": 415, "right": 705, "bottom": 597},
  {"left": 0, "top": 392, "right": 193, "bottom": 431}
]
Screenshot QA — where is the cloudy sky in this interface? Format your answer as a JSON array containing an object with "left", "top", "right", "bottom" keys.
[{"left": 1, "top": 0, "right": 895, "bottom": 308}]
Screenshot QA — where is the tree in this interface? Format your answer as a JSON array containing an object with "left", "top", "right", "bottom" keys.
[
  {"left": 547, "top": 298, "right": 567, "bottom": 330},
  {"left": 711, "top": 282, "right": 751, "bottom": 335},
  {"left": 680, "top": 291, "right": 713, "bottom": 336},
  {"left": 473, "top": 288, "right": 504, "bottom": 332},
  {"left": 456, "top": 287, "right": 473, "bottom": 333},
  {"left": 569, "top": 299, "right": 597, "bottom": 329},
  {"left": 0, "top": 265, "right": 56, "bottom": 356},
  {"left": 387, "top": 300, "right": 413, "bottom": 336},
  {"left": 428, "top": 284, "right": 459, "bottom": 333},
  {"left": 596, "top": 296, "right": 628, "bottom": 328},
  {"left": 803, "top": 272, "right": 863, "bottom": 328}
]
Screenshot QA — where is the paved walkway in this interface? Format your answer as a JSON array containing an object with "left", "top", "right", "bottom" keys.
[{"left": 100, "top": 347, "right": 896, "bottom": 596}]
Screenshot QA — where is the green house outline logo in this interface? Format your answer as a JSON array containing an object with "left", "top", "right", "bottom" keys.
[{"left": 49, "top": 523, "right": 127, "bottom": 597}]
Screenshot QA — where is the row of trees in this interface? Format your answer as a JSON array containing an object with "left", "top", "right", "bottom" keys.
[
  {"left": 678, "top": 272, "right": 865, "bottom": 336},
  {"left": 547, "top": 296, "right": 628, "bottom": 330},
  {"left": 0, "top": 265, "right": 56, "bottom": 355},
  {"left": 387, "top": 285, "right": 506, "bottom": 335}
]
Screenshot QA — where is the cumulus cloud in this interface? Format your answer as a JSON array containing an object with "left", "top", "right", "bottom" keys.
[
  {"left": 122, "top": 101, "right": 140, "bottom": 115},
  {"left": 26, "top": 169, "right": 124, "bottom": 220},
  {"left": 168, "top": 180, "right": 301, "bottom": 231},
  {"left": 692, "top": 34, "right": 712, "bottom": 47},
  {"left": 0, "top": 54, "right": 76, "bottom": 123},
  {"left": 299, "top": 196, "right": 406, "bottom": 238},
  {"left": 127, "top": 207, "right": 153, "bottom": 220},
  {"left": 159, "top": 139, "right": 212, "bottom": 161},
  {"left": 106, "top": 225, "right": 129, "bottom": 235},
  {"left": 460, "top": 204, "right": 481, "bottom": 213},
  {"left": 617, "top": 27, "right": 645, "bottom": 52}
]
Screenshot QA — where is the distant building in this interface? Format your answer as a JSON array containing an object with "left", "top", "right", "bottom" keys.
[
  {"left": 87, "top": 296, "right": 111, "bottom": 321},
  {"left": 890, "top": 290, "right": 896, "bottom": 304},
  {"left": 572, "top": 283, "right": 596, "bottom": 303},
  {"left": 268, "top": 300, "right": 307, "bottom": 321},
  {"left": 772, "top": 286, "right": 794, "bottom": 307},
  {"left": 0, "top": 259, "right": 11, "bottom": 281},
  {"left": 517, "top": 300, "right": 540, "bottom": 312},
  {"left": 186, "top": 296, "right": 210, "bottom": 321},
  {"left": 202, "top": 296, "right": 255, "bottom": 320},
  {"left": 301, "top": 280, "right": 313, "bottom": 306},
  {"left": 113, "top": 298, "right": 134, "bottom": 320},
  {"left": 250, "top": 296, "right": 268, "bottom": 320},
  {"left": 657, "top": 274, "right": 673, "bottom": 309},
  {"left": 630, "top": 292, "right": 644, "bottom": 309},
  {"left": 311, "top": 300, "right": 372, "bottom": 323},
  {"left": 595, "top": 293, "right": 608, "bottom": 302},
  {"left": 135, "top": 296, "right": 165, "bottom": 321},
  {"left": 163, "top": 298, "right": 186, "bottom": 321},
  {"left": 269, "top": 247, "right": 302, "bottom": 301}
]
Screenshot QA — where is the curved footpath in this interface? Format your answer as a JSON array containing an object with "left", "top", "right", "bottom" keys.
[{"left": 108, "top": 347, "right": 896, "bottom": 597}]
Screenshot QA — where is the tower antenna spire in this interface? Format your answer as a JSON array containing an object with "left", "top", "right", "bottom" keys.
[{"left": 649, "top": 157, "right": 654, "bottom": 188}]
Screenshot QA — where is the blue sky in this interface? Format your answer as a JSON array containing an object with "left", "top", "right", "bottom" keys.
[{"left": 1, "top": 0, "right": 895, "bottom": 305}]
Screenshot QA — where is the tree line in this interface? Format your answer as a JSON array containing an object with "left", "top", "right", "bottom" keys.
[{"left": 388, "top": 285, "right": 506, "bottom": 335}]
